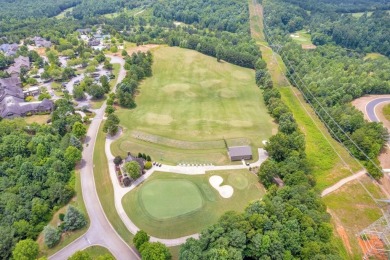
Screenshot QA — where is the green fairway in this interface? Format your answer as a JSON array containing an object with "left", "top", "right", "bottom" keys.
[
  {"left": 140, "top": 179, "right": 203, "bottom": 219},
  {"left": 112, "top": 46, "right": 275, "bottom": 165},
  {"left": 122, "top": 170, "right": 265, "bottom": 238}
]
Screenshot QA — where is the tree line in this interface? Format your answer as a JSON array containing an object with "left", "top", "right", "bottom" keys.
[{"left": 115, "top": 51, "right": 153, "bottom": 108}]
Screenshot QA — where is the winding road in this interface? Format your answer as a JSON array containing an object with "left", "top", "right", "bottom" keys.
[
  {"left": 50, "top": 56, "right": 140, "bottom": 260},
  {"left": 365, "top": 97, "right": 390, "bottom": 124}
]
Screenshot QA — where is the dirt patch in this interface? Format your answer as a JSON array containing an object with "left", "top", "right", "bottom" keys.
[
  {"left": 125, "top": 44, "right": 159, "bottom": 56},
  {"left": 359, "top": 235, "right": 388, "bottom": 260},
  {"left": 327, "top": 209, "right": 353, "bottom": 254},
  {"left": 302, "top": 44, "right": 317, "bottom": 50}
]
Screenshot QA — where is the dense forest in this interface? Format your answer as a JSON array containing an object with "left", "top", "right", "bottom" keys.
[
  {"left": 284, "top": 0, "right": 390, "bottom": 13},
  {"left": 0, "top": 99, "right": 84, "bottom": 259},
  {"left": 263, "top": 0, "right": 389, "bottom": 178},
  {"left": 0, "top": 0, "right": 80, "bottom": 20}
]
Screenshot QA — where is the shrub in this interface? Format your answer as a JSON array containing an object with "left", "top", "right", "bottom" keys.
[
  {"left": 25, "top": 96, "right": 34, "bottom": 102},
  {"left": 146, "top": 155, "right": 151, "bottom": 162},
  {"left": 43, "top": 225, "right": 61, "bottom": 248},
  {"left": 124, "top": 161, "right": 141, "bottom": 180},
  {"left": 123, "top": 177, "right": 131, "bottom": 187},
  {"left": 59, "top": 213, "right": 65, "bottom": 221},
  {"left": 114, "top": 156, "right": 123, "bottom": 166},
  {"left": 63, "top": 206, "right": 87, "bottom": 231},
  {"left": 133, "top": 230, "right": 150, "bottom": 250},
  {"left": 144, "top": 161, "right": 152, "bottom": 170}
]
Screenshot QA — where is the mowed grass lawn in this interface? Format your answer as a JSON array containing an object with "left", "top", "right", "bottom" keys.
[
  {"left": 112, "top": 46, "right": 275, "bottom": 165},
  {"left": 83, "top": 246, "right": 114, "bottom": 259},
  {"left": 122, "top": 170, "right": 265, "bottom": 238}
]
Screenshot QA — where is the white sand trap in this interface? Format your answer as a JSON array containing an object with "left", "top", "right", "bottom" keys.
[{"left": 209, "top": 175, "right": 234, "bottom": 198}]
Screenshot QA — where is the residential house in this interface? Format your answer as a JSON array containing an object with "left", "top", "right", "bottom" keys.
[
  {"left": 32, "top": 36, "right": 52, "bottom": 48},
  {"left": 88, "top": 38, "right": 101, "bottom": 47},
  {"left": 0, "top": 43, "right": 19, "bottom": 56},
  {"left": 6, "top": 56, "right": 30, "bottom": 77},
  {"left": 0, "top": 77, "right": 53, "bottom": 118}
]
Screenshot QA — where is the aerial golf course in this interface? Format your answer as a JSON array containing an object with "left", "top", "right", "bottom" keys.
[
  {"left": 111, "top": 46, "right": 271, "bottom": 238},
  {"left": 111, "top": 46, "right": 275, "bottom": 165}
]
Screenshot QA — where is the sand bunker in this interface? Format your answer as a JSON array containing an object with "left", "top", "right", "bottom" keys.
[{"left": 209, "top": 175, "right": 234, "bottom": 198}]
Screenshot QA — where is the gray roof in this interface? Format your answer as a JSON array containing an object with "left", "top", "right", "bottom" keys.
[
  {"left": 228, "top": 146, "right": 252, "bottom": 157},
  {"left": 33, "top": 36, "right": 52, "bottom": 48},
  {"left": 0, "top": 43, "right": 18, "bottom": 56},
  {"left": 6, "top": 56, "right": 30, "bottom": 75},
  {"left": 0, "top": 77, "right": 53, "bottom": 118}
]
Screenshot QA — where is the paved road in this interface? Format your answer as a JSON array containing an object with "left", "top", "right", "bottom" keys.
[
  {"left": 105, "top": 130, "right": 268, "bottom": 246},
  {"left": 365, "top": 97, "right": 390, "bottom": 123},
  {"left": 50, "top": 57, "right": 139, "bottom": 260}
]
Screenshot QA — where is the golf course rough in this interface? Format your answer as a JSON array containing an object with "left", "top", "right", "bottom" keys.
[{"left": 139, "top": 179, "right": 203, "bottom": 220}]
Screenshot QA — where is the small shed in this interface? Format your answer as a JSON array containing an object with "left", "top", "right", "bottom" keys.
[
  {"left": 272, "top": 176, "right": 285, "bottom": 187},
  {"left": 228, "top": 146, "right": 252, "bottom": 161}
]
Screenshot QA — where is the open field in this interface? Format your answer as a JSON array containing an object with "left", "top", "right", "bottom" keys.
[
  {"left": 122, "top": 170, "right": 265, "bottom": 238},
  {"left": 112, "top": 46, "right": 275, "bottom": 165},
  {"left": 364, "top": 52, "right": 386, "bottom": 60},
  {"left": 103, "top": 7, "right": 147, "bottom": 18},
  {"left": 290, "top": 30, "right": 313, "bottom": 45},
  {"left": 37, "top": 171, "right": 89, "bottom": 256},
  {"left": 83, "top": 246, "right": 114, "bottom": 259},
  {"left": 323, "top": 176, "right": 386, "bottom": 259},
  {"left": 54, "top": 7, "right": 74, "bottom": 19}
]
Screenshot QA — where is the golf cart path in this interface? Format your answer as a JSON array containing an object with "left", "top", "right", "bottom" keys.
[
  {"left": 105, "top": 130, "right": 268, "bottom": 246},
  {"left": 50, "top": 56, "right": 140, "bottom": 260},
  {"left": 321, "top": 170, "right": 366, "bottom": 197}
]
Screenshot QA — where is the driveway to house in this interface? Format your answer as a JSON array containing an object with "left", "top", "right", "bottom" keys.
[
  {"left": 105, "top": 130, "right": 268, "bottom": 246},
  {"left": 50, "top": 55, "right": 140, "bottom": 260}
]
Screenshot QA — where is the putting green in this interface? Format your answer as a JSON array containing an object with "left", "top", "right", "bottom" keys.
[
  {"left": 122, "top": 170, "right": 266, "bottom": 238},
  {"left": 140, "top": 179, "right": 203, "bottom": 220}
]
